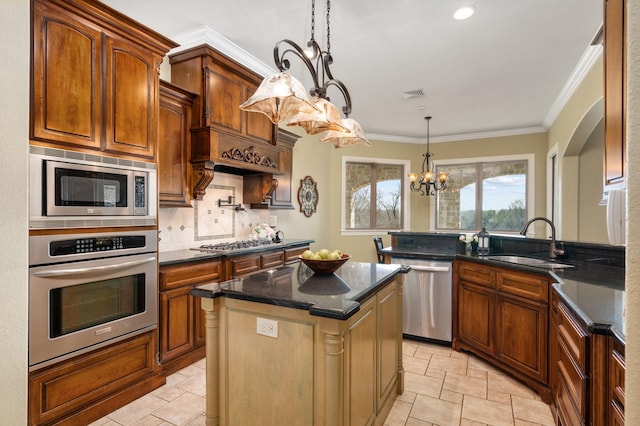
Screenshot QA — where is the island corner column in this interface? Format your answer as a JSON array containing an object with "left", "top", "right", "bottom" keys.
[
  {"left": 321, "top": 322, "right": 346, "bottom": 426},
  {"left": 201, "top": 297, "right": 220, "bottom": 426}
]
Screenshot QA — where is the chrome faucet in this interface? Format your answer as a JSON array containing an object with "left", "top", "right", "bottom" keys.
[{"left": 519, "top": 217, "right": 565, "bottom": 259}]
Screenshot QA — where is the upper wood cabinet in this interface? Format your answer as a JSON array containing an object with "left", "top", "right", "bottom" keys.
[
  {"left": 603, "top": 0, "right": 626, "bottom": 190},
  {"left": 169, "top": 45, "right": 276, "bottom": 145},
  {"left": 31, "top": 0, "right": 177, "bottom": 160},
  {"left": 159, "top": 80, "right": 197, "bottom": 207}
]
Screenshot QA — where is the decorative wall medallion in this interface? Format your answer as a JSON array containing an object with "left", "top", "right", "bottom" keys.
[
  {"left": 220, "top": 146, "right": 278, "bottom": 168},
  {"left": 297, "top": 176, "right": 318, "bottom": 217}
]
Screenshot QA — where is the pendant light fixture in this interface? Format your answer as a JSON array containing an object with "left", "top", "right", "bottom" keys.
[
  {"left": 239, "top": 0, "right": 370, "bottom": 147},
  {"left": 408, "top": 117, "right": 448, "bottom": 196}
]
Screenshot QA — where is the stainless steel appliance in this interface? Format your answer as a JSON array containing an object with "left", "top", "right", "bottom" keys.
[
  {"left": 194, "top": 239, "right": 278, "bottom": 252},
  {"left": 29, "top": 146, "right": 157, "bottom": 229},
  {"left": 29, "top": 230, "right": 158, "bottom": 370},
  {"left": 391, "top": 257, "right": 452, "bottom": 344}
]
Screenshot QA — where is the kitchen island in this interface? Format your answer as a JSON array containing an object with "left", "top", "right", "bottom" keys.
[{"left": 191, "top": 261, "right": 405, "bottom": 426}]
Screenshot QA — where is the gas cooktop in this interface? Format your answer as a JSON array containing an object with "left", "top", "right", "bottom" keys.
[{"left": 193, "top": 239, "right": 277, "bottom": 252}]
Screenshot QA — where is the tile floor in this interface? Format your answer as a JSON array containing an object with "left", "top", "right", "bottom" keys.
[{"left": 91, "top": 339, "right": 555, "bottom": 426}]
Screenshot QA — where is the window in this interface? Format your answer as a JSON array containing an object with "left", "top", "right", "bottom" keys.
[
  {"left": 343, "top": 158, "right": 408, "bottom": 231},
  {"left": 435, "top": 157, "right": 531, "bottom": 232}
]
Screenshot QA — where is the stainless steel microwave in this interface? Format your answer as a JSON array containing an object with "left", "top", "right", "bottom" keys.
[{"left": 29, "top": 146, "right": 157, "bottom": 229}]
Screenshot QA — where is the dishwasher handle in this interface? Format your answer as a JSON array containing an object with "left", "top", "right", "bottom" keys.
[{"left": 410, "top": 265, "right": 451, "bottom": 273}]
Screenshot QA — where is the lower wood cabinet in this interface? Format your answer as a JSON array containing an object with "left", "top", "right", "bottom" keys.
[
  {"left": 29, "top": 330, "right": 164, "bottom": 425},
  {"left": 453, "top": 259, "right": 551, "bottom": 401},
  {"left": 159, "top": 257, "right": 222, "bottom": 374},
  {"left": 549, "top": 289, "right": 626, "bottom": 425}
]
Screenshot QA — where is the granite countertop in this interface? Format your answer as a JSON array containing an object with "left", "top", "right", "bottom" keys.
[
  {"left": 191, "top": 261, "right": 403, "bottom": 320},
  {"left": 159, "top": 239, "right": 314, "bottom": 266}
]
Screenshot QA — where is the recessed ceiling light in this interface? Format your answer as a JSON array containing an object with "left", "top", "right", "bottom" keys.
[{"left": 453, "top": 6, "right": 475, "bottom": 20}]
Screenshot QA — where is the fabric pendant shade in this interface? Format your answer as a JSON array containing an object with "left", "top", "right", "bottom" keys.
[
  {"left": 320, "top": 118, "right": 371, "bottom": 148},
  {"left": 239, "top": 72, "right": 320, "bottom": 124},
  {"left": 286, "top": 97, "right": 349, "bottom": 134}
]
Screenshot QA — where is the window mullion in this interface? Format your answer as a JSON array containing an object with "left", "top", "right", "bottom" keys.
[
  {"left": 370, "top": 166, "right": 377, "bottom": 228},
  {"left": 476, "top": 163, "right": 483, "bottom": 228}
]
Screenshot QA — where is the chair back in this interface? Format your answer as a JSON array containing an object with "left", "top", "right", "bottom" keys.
[{"left": 373, "top": 236, "right": 384, "bottom": 263}]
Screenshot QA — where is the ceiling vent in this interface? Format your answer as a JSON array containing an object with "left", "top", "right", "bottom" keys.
[{"left": 401, "top": 89, "right": 424, "bottom": 100}]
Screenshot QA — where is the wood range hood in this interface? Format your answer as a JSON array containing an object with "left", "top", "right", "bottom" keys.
[{"left": 169, "top": 44, "right": 298, "bottom": 206}]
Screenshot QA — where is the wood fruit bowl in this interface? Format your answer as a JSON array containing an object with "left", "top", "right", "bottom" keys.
[{"left": 299, "top": 254, "right": 350, "bottom": 275}]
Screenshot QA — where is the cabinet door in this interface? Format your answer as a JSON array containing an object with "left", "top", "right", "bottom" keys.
[
  {"left": 31, "top": 0, "right": 102, "bottom": 149},
  {"left": 458, "top": 280, "right": 494, "bottom": 355},
  {"left": 159, "top": 82, "right": 194, "bottom": 206},
  {"left": 269, "top": 143, "right": 295, "bottom": 209},
  {"left": 496, "top": 293, "right": 548, "bottom": 383},
  {"left": 103, "top": 35, "right": 160, "bottom": 159},
  {"left": 245, "top": 86, "right": 275, "bottom": 144},
  {"left": 377, "top": 279, "right": 400, "bottom": 411},
  {"left": 604, "top": 0, "right": 626, "bottom": 189},
  {"left": 159, "top": 287, "right": 194, "bottom": 362}
]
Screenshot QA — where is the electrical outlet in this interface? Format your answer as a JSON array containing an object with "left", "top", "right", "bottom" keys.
[{"left": 256, "top": 317, "right": 278, "bottom": 338}]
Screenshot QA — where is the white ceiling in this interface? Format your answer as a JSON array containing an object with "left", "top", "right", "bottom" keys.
[{"left": 102, "top": 0, "right": 603, "bottom": 143}]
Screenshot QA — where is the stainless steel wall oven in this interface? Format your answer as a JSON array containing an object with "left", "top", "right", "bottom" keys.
[{"left": 28, "top": 230, "right": 158, "bottom": 370}]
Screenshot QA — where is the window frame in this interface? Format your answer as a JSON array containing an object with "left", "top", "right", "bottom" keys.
[
  {"left": 430, "top": 153, "right": 535, "bottom": 233},
  {"left": 341, "top": 156, "right": 411, "bottom": 235}
]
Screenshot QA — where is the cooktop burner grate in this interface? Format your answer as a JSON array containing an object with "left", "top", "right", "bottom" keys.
[{"left": 195, "top": 239, "right": 276, "bottom": 251}]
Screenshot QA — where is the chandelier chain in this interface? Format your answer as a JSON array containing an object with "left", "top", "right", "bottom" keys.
[
  {"left": 326, "top": 0, "right": 331, "bottom": 53},
  {"left": 311, "top": 0, "right": 316, "bottom": 41}
]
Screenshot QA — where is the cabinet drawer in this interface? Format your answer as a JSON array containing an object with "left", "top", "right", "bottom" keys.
[
  {"left": 556, "top": 371, "right": 584, "bottom": 426},
  {"left": 284, "top": 246, "right": 308, "bottom": 263},
  {"left": 556, "top": 302, "right": 588, "bottom": 370},
  {"left": 457, "top": 261, "right": 495, "bottom": 288},
  {"left": 160, "top": 259, "right": 222, "bottom": 290},
  {"left": 610, "top": 339, "right": 625, "bottom": 415},
  {"left": 557, "top": 336, "right": 587, "bottom": 417},
  {"left": 261, "top": 251, "right": 284, "bottom": 269},
  {"left": 497, "top": 271, "right": 548, "bottom": 302},
  {"left": 230, "top": 254, "right": 261, "bottom": 277}
]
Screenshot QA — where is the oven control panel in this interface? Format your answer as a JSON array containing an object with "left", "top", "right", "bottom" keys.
[{"left": 50, "top": 235, "right": 147, "bottom": 256}]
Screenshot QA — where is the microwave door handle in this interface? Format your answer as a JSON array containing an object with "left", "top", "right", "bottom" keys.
[{"left": 33, "top": 256, "right": 156, "bottom": 277}]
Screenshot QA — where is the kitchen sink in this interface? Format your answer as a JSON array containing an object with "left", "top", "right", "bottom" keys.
[{"left": 485, "top": 255, "right": 574, "bottom": 269}]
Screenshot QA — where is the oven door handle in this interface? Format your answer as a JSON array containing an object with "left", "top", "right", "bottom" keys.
[
  {"left": 32, "top": 256, "right": 156, "bottom": 277},
  {"left": 410, "top": 265, "right": 450, "bottom": 273}
]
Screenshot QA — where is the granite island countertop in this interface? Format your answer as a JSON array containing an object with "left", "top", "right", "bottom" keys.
[{"left": 191, "top": 261, "right": 403, "bottom": 320}]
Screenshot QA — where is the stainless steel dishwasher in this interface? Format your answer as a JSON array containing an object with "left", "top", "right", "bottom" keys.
[{"left": 392, "top": 257, "right": 452, "bottom": 345}]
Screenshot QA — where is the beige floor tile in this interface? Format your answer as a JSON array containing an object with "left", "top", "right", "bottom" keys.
[
  {"left": 511, "top": 394, "right": 555, "bottom": 426},
  {"left": 406, "top": 417, "right": 432, "bottom": 426},
  {"left": 192, "top": 358, "right": 206, "bottom": 370},
  {"left": 444, "top": 371, "right": 487, "bottom": 399},
  {"left": 106, "top": 393, "right": 168, "bottom": 425},
  {"left": 462, "top": 394, "right": 514, "bottom": 426},
  {"left": 153, "top": 384, "right": 187, "bottom": 402},
  {"left": 176, "top": 371, "right": 207, "bottom": 397},
  {"left": 468, "top": 356, "right": 502, "bottom": 374},
  {"left": 488, "top": 389, "right": 513, "bottom": 405},
  {"left": 488, "top": 372, "right": 536, "bottom": 399},
  {"left": 410, "top": 394, "right": 462, "bottom": 425},
  {"left": 396, "top": 390, "right": 417, "bottom": 404},
  {"left": 185, "top": 413, "right": 207, "bottom": 425},
  {"left": 175, "top": 364, "right": 203, "bottom": 378},
  {"left": 131, "top": 415, "right": 172, "bottom": 426},
  {"left": 425, "top": 368, "right": 446, "bottom": 380},
  {"left": 404, "top": 371, "right": 443, "bottom": 398},
  {"left": 451, "top": 350, "right": 470, "bottom": 361},
  {"left": 467, "top": 367, "right": 488, "bottom": 380},
  {"left": 384, "top": 399, "right": 413, "bottom": 425},
  {"left": 440, "top": 388, "right": 464, "bottom": 405},
  {"left": 514, "top": 420, "right": 544, "bottom": 426},
  {"left": 461, "top": 419, "right": 489, "bottom": 426},
  {"left": 403, "top": 340, "right": 420, "bottom": 356},
  {"left": 428, "top": 353, "right": 468, "bottom": 375},
  {"left": 404, "top": 354, "right": 429, "bottom": 374},
  {"left": 415, "top": 343, "right": 453, "bottom": 358},
  {"left": 89, "top": 419, "right": 120, "bottom": 426},
  {"left": 152, "top": 392, "right": 205, "bottom": 425}
]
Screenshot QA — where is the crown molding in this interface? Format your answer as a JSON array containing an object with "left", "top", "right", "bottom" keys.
[
  {"left": 542, "top": 44, "right": 603, "bottom": 129},
  {"left": 168, "top": 25, "right": 277, "bottom": 77},
  {"left": 366, "top": 126, "right": 546, "bottom": 144}
]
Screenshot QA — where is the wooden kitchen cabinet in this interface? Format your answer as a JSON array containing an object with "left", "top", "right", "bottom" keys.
[
  {"left": 159, "top": 80, "right": 197, "bottom": 207},
  {"left": 31, "top": 0, "right": 176, "bottom": 160},
  {"left": 159, "top": 258, "right": 222, "bottom": 374},
  {"left": 454, "top": 259, "right": 551, "bottom": 400},
  {"left": 603, "top": 0, "right": 626, "bottom": 190},
  {"left": 29, "top": 330, "right": 164, "bottom": 425},
  {"left": 609, "top": 336, "right": 625, "bottom": 425}
]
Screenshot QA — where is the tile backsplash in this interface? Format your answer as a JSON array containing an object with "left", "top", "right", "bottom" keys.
[{"left": 158, "top": 172, "right": 274, "bottom": 252}]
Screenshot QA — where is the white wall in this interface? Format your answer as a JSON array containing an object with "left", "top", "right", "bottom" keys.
[{"left": 0, "top": 0, "right": 30, "bottom": 422}]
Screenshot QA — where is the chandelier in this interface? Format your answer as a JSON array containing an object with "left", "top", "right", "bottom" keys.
[
  {"left": 408, "top": 117, "right": 448, "bottom": 196},
  {"left": 239, "top": 0, "right": 371, "bottom": 148}
]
